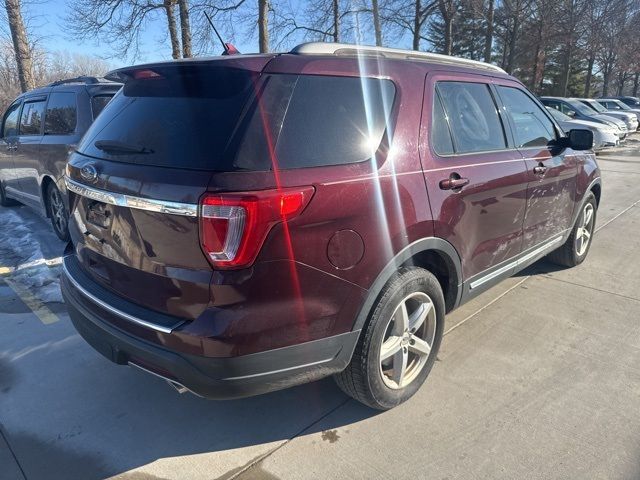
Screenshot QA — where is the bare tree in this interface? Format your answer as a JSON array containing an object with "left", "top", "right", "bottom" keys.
[
  {"left": 178, "top": 0, "right": 193, "bottom": 56},
  {"left": 258, "top": 0, "right": 269, "bottom": 51},
  {"left": 437, "top": 0, "right": 458, "bottom": 55},
  {"left": 4, "top": 0, "right": 34, "bottom": 92},
  {"left": 483, "top": 0, "right": 494, "bottom": 62},
  {"left": 372, "top": 0, "right": 382, "bottom": 45},
  {"left": 66, "top": 0, "right": 193, "bottom": 60},
  {"left": 164, "top": 0, "right": 181, "bottom": 59}
]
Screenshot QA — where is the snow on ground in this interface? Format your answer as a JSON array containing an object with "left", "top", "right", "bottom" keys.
[{"left": 0, "top": 206, "right": 65, "bottom": 303}]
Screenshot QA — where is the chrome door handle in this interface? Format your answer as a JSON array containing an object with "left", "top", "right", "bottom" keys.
[
  {"left": 439, "top": 176, "right": 470, "bottom": 190},
  {"left": 533, "top": 163, "right": 547, "bottom": 175}
]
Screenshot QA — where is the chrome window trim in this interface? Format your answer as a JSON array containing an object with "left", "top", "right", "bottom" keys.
[
  {"left": 62, "top": 257, "right": 178, "bottom": 334},
  {"left": 65, "top": 177, "right": 198, "bottom": 217}
]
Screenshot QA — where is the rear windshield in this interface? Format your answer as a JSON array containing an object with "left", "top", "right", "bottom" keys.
[
  {"left": 77, "top": 66, "right": 396, "bottom": 171},
  {"left": 78, "top": 65, "right": 259, "bottom": 169}
]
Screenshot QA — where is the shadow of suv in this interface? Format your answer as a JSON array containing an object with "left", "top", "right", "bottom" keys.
[
  {"left": 60, "top": 43, "right": 601, "bottom": 410},
  {"left": 0, "top": 76, "right": 122, "bottom": 240}
]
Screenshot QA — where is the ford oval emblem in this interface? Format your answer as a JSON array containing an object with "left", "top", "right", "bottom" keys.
[{"left": 80, "top": 164, "right": 98, "bottom": 183}]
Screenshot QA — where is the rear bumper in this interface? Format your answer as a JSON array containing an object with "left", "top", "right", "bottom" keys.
[{"left": 61, "top": 257, "right": 360, "bottom": 399}]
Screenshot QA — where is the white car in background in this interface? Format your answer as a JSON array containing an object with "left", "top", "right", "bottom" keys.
[
  {"left": 547, "top": 107, "right": 618, "bottom": 151},
  {"left": 579, "top": 98, "right": 639, "bottom": 132},
  {"left": 598, "top": 98, "right": 640, "bottom": 128}
]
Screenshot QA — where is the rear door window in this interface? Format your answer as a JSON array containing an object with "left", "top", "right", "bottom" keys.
[
  {"left": 44, "top": 92, "right": 77, "bottom": 135},
  {"left": 2, "top": 101, "right": 21, "bottom": 137},
  {"left": 497, "top": 86, "right": 556, "bottom": 148},
  {"left": 436, "top": 81, "right": 506, "bottom": 154},
  {"left": 19, "top": 100, "right": 45, "bottom": 136}
]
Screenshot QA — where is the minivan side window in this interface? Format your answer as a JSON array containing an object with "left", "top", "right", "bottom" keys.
[
  {"left": 19, "top": 100, "right": 46, "bottom": 136},
  {"left": 2, "top": 102, "right": 21, "bottom": 137},
  {"left": 44, "top": 92, "right": 77, "bottom": 135},
  {"left": 431, "top": 92, "right": 454, "bottom": 155},
  {"left": 436, "top": 82, "right": 506, "bottom": 154},
  {"left": 497, "top": 86, "right": 556, "bottom": 148}
]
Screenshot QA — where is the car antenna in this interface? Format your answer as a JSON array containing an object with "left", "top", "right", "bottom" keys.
[{"left": 204, "top": 11, "right": 240, "bottom": 56}]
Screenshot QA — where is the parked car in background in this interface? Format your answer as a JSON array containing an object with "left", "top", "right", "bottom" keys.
[
  {"left": 597, "top": 98, "right": 640, "bottom": 126},
  {"left": 546, "top": 107, "right": 618, "bottom": 151},
  {"left": 541, "top": 96, "right": 628, "bottom": 141},
  {"left": 578, "top": 98, "right": 638, "bottom": 132},
  {"left": 61, "top": 43, "right": 600, "bottom": 410},
  {"left": 0, "top": 76, "right": 122, "bottom": 240},
  {"left": 604, "top": 96, "right": 640, "bottom": 108}
]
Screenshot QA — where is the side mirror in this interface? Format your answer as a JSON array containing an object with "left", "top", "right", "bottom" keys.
[
  {"left": 566, "top": 110, "right": 576, "bottom": 117},
  {"left": 567, "top": 129, "right": 593, "bottom": 151}
]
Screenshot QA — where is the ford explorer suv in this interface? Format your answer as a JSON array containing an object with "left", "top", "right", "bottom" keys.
[
  {"left": 0, "top": 76, "right": 122, "bottom": 240},
  {"left": 61, "top": 43, "right": 600, "bottom": 410}
]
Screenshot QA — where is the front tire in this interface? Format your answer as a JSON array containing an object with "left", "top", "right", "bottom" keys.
[
  {"left": 335, "top": 267, "right": 445, "bottom": 410},
  {"left": 46, "top": 183, "right": 69, "bottom": 241},
  {"left": 548, "top": 192, "right": 597, "bottom": 267}
]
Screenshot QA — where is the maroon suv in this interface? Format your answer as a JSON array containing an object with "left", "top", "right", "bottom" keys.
[{"left": 61, "top": 43, "right": 600, "bottom": 410}]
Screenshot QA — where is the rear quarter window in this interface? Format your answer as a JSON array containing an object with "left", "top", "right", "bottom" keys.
[
  {"left": 45, "top": 92, "right": 77, "bottom": 135},
  {"left": 234, "top": 74, "right": 396, "bottom": 170},
  {"left": 91, "top": 94, "right": 115, "bottom": 119}
]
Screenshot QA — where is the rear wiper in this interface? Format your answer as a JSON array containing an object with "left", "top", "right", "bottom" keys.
[{"left": 94, "top": 140, "right": 154, "bottom": 155}]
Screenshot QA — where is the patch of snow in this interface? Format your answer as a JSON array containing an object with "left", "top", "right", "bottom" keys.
[{"left": 0, "top": 208, "right": 64, "bottom": 303}]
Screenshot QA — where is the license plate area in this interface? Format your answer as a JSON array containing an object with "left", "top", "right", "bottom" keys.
[{"left": 86, "top": 200, "right": 112, "bottom": 228}]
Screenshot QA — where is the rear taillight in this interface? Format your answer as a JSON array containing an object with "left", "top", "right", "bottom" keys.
[{"left": 199, "top": 187, "right": 315, "bottom": 269}]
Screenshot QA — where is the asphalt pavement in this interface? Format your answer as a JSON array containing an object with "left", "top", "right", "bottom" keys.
[{"left": 1, "top": 137, "right": 639, "bottom": 480}]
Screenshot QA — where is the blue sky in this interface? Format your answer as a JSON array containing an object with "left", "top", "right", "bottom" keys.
[
  {"left": 29, "top": 0, "right": 407, "bottom": 67},
  {"left": 31, "top": 0, "right": 262, "bottom": 67}
]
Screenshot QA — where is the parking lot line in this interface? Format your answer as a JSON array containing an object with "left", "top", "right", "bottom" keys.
[{"left": 1, "top": 275, "right": 60, "bottom": 325}]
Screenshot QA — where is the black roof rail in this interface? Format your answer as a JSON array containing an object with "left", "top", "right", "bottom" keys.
[{"left": 47, "top": 76, "right": 113, "bottom": 87}]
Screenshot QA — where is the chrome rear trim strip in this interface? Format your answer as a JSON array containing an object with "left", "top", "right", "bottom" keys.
[
  {"left": 62, "top": 258, "right": 176, "bottom": 334},
  {"left": 65, "top": 177, "right": 198, "bottom": 217}
]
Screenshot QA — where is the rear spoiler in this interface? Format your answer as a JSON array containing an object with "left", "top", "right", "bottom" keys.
[{"left": 105, "top": 56, "right": 276, "bottom": 83}]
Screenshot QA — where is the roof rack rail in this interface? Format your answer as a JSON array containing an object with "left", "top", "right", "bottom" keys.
[
  {"left": 47, "top": 76, "right": 111, "bottom": 87},
  {"left": 290, "top": 42, "right": 506, "bottom": 74}
]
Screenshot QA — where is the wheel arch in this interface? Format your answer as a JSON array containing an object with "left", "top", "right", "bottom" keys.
[{"left": 351, "top": 238, "right": 462, "bottom": 332}]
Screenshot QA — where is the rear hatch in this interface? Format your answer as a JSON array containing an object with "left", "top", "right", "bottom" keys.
[{"left": 66, "top": 59, "right": 272, "bottom": 319}]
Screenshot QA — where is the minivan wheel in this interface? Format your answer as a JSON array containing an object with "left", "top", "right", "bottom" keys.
[
  {"left": 335, "top": 267, "right": 444, "bottom": 410},
  {"left": 548, "top": 192, "right": 597, "bottom": 268},
  {"left": 47, "top": 183, "right": 70, "bottom": 241},
  {"left": 0, "top": 181, "right": 18, "bottom": 207}
]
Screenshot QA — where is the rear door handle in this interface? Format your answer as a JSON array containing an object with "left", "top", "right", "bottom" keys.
[
  {"left": 533, "top": 163, "right": 547, "bottom": 175},
  {"left": 439, "top": 176, "right": 470, "bottom": 190}
]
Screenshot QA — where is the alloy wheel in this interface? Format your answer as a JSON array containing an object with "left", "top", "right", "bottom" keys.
[
  {"left": 49, "top": 187, "right": 67, "bottom": 235},
  {"left": 379, "top": 291, "right": 437, "bottom": 389},
  {"left": 575, "top": 203, "right": 594, "bottom": 257}
]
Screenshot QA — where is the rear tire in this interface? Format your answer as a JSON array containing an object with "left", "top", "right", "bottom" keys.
[
  {"left": 0, "top": 181, "right": 18, "bottom": 207},
  {"left": 335, "top": 267, "right": 445, "bottom": 410},
  {"left": 46, "top": 183, "right": 70, "bottom": 242},
  {"left": 547, "top": 192, "right": 597, "bottom": 267}
]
